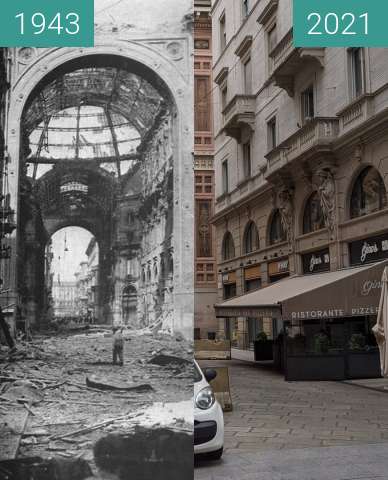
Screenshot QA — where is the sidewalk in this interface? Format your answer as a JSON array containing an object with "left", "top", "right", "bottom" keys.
[{"left": 195, "top": 359, "right": 388, "bottom": 479}]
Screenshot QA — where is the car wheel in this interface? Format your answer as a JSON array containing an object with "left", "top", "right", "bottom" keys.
[{"left": 206, "top": 447, "right": 223, "bottom": 460}]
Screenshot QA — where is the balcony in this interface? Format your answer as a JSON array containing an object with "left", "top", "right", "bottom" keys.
[
  {"left": 265, "top": 117, "right": 339, "bottom": 178},
  {"left": 269, "top": 29, "right": 325, "bottom": 97},
  {"left": 222, "top": 94, "right": 256, "bottom": 142},
  {"left": 337, "top": 94, "right": 375, "bottom": 136}
]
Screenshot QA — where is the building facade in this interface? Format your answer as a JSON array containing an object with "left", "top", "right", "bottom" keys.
[
  {"left": 211, "top": 0, "right": 388, "bottom": 362},
  {"left": 194, "top": 0, "right": 218, "bottom": 340},
  {"left": 52, "top": 281, "right": 77, "bottom": 318}
]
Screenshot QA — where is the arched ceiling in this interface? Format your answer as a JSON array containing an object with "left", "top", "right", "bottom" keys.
[{"left": 21, "top": 55, "right": 171, "bottom": 179}]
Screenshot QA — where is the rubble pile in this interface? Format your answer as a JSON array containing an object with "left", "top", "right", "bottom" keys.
[{"left": 0, "top": 329, "right": 193, "bottom": 478}]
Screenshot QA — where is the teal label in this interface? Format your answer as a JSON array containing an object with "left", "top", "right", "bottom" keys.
[
  {"left": 294, "top": 0, "right": 388, "bottom": 47},
  {"left": 0, "top": 0, "right": 94, "bottom": 47}
]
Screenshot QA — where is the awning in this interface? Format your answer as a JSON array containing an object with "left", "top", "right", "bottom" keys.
[{"left": 215, "top": 260, "right": 388, "bottom": 320}]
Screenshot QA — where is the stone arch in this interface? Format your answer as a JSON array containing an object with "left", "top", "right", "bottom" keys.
[{"left": 7, "top": 40, "right": 193, "bottom": 336}]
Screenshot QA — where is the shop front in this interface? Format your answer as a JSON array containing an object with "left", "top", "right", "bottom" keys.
[{"left": 215, "top": 260, "right": 388, "bottom": 381}]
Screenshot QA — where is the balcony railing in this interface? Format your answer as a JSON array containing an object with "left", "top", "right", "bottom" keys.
[
  {"left": 269, "top": 29, "right": 325, "bottom": 97},
  {"left": 265, "top": 117, "right": 339, "bottom": 175},
  {"left": 222, "top": 94, "right": 256, "bottom": 142}
]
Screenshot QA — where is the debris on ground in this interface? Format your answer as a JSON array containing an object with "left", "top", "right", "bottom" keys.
[
  {"left": 86, "top": 375, "right": 153, "bottom": 393},
  {"left": 0, "top": 328, "right": 193, "bottom": 477}
]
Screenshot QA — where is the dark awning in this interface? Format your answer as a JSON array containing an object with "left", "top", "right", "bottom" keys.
[{"left": 215, "top": 260, "right": 388, "bottom": 320}]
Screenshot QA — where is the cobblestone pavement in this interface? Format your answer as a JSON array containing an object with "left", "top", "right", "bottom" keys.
[{"left": 195, "top": 360, "right": 388, "bottom": 480}]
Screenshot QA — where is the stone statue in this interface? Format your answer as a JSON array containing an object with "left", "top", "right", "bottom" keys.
[
  {"left": 277, "top": 189, "right": 294, "bottom": 245},
  {"left": 316, "top": 169, "right": 336, "bottom": 233}
]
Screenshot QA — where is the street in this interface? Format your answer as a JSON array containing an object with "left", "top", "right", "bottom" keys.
[
  {"left": 195, "top": 360, "right": 388, "bottom": 480},
  {"left": 0, "top": 327, "right": 193, "bottom": 479}
]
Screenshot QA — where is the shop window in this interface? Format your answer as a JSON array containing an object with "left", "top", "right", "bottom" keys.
[
  {"left": 245, "top": 278, "right": 261, "bottom": 292},
  {"left": 303, "top": 192, "right": 325, "bottom": 234},
  {"left": 243, "top": 221, "right": 259, "bottom": 253},
  {"left": 350, "top": 167, "right": 387, "bottom": 219},
  {"left": 222, "top": 231, "right": 235, "bottom": 260},
  {"left": 301, "top": 85, "right": 315, "bottom": 124},
  {"left": 269, "top": 209, "right": 286, "bottom": 245},
  {"left": 348, "top": 48, "right": 365, "bottom": 100},
  {"left": 267, "top": 116, "right": 277, "bottom": 151},
  {"left": 223, "top": 282, "right": 236, "bottom": 299}
]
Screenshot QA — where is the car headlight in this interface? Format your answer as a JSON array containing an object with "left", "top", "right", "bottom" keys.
[{"left": 195, "top": 386, "right": 215, "bottom": 410}]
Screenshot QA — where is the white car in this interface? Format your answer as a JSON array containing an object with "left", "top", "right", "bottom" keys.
[{"left": 194, "top": 360, "right": 224, "bottom": 459}]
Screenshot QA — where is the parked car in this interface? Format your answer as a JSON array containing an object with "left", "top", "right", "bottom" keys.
[{"left": 194, "top": 360, "right": 224, "bottom": 459}]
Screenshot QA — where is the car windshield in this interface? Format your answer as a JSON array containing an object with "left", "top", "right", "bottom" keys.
[{"left": 194, "top": 363, "right": 202, "bottom": 383}]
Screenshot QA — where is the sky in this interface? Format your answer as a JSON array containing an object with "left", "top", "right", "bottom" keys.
[
  {"left": 50, "top": 227, "right": 94, "bottom": 283},
  {"left": 94, "top": 0, "right": 191, "bottom": 33}
]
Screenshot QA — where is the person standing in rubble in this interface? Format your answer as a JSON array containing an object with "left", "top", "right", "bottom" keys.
[{"left": 112, "top": 325, "right": 124, "bottom": 366}]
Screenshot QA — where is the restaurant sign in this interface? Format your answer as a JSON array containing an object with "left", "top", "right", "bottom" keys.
[
  {"left": 302, "top": 248, "right": 330, "bottom": 274},
  {"left": 349, "top": 231, "right": 388, "bottom": 265},
  {"left": 268, "top": 258, "right": 289, "bottom": 276}
]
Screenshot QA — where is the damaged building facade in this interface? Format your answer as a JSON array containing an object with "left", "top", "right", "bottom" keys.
[{"left": 0, "top": 1, "right": 193, "bottom": 337}]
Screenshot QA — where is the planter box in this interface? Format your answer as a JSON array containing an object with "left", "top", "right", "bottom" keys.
[
  {"left": 285, "top": 354, "right": 345, "bottom": 381},
  {"left": 254, "top": 340, "right": 274, "bottom": 361},
  {"left": 347, "top": 350, "right": 381, "bottom": 379}
]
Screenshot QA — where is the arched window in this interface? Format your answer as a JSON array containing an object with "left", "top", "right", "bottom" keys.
[
  {"left": 350, "top": 167, "right": 387, "bottom": 218},
  {"left": 141, "top": 268, "right": 146, "bottom": 284},
  {"left": 303, "top": 192, "right": 325, "bottom": 234},
  {"left": 153, "top": 263, "right": 158, "bottom": 279},
  {"left": 269, "top": 209, "right": 286, "bottom": 245},
  {"left": 243, "top": 221, "right": 260, "bottom": 253},
  {"left": 147, "top": 266, "right": 151, "bottom": 282},
  {"left": 222, "top": 231, "right": 235, "bottom": 261}
]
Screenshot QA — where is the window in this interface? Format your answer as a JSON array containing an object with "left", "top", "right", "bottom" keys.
[
  {"left": 243, "top": 221, "right": 259, "bottom": 253},
  {"left": 219, "top": 13, "right": 226, "bottom": 52},
  {"left": 350, "top": 167, "right": 387, "bottom": 218},
  {"left": 223, "top": 283, "right": 236, "bottom": 300},
  {"left": 242, "top": 141, "right": 252, "bottom": 179},
  {"left": 242, "top": 0, "right": 250, "bottom": 18},
  {"left": 243, "top": 57, "right": 252, "bottom": 94},
  {"left": 221, "top": 84, "right": 228, "bottom": 111},
  {"left": 267, "top": 117, "right": 277, "bottom": 151},
  {"left": 269, "top": 209, "right": 286, "bottom": 245},
  {"left": 196, "top": 200, "right": 212, "bottom": 257},
  {"left": 301, "top": 85, "right": 315, "bottom": 124},
  {"left": 195, "top": 173, "right": 213, "bottom": 194},
  {"left": 268, "top": 24, "right": 277, "bottom": 54},
  {"left": 222, "top": 159, "right": 229, "bottom": 194},
  {"left": 195, "top": 76, "right": 211, "bottom": 132},
  {"left": 349, "top": 48, "right": 365, "bottom": 99},
  {"left": 222, "top": 231, "right": 235, "bottom": 260},
  {"left": 303, "top": 192, "right": 325, "bottom": 234}
]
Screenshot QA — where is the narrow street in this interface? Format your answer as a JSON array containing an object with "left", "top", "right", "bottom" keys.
[
  {"left": 0, "top": 327, "right": 193, "bottom": 479},
  {"left": 195, "top": 360, "right": 388, "bottom": 480}
]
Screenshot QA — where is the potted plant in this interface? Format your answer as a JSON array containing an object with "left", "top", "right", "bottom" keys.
[
  {"left": 313, "top": 331, "right": 330, "bottom": 354},
  {"left": 348, "top": 333, "right": 366, "bottom": 351},
  {"left": 254, "top": 331, "right": 274, "bottom": 361}
]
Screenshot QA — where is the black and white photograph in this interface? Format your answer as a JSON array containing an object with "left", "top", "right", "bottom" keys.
[{"left": 0, "top": 1, "right": 194, "bottom": 478}]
